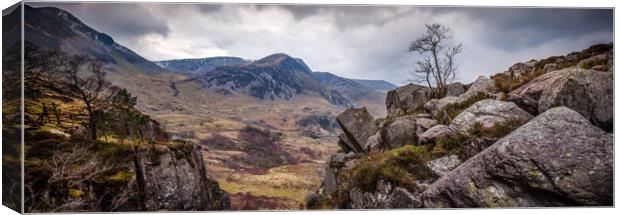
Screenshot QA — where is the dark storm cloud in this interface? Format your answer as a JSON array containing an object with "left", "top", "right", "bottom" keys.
[
  {"left": 462, "top": 7, "right": 613, "bottom": 50},
  {"left": 29, "top": 2, "right": 171, "bottom": 39}
]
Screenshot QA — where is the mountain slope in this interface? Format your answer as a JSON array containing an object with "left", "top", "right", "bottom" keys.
[
  {"left": 185, "top": 53, "right": 354, "bottom": 107},
  {"left": 156, "top": 57, "right": 250, "bottom": 75},
  {"left": 23, "top": 5, "right": 166, "bottom": 74},
  {"left": 311, "top": 72, "right": 379, "bottom": 101},
  {"left": 351, "top": 79, "right": 398, "bottom": 91}
]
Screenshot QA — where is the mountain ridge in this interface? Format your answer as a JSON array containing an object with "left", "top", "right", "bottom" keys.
[{"left": 22, "top": 5, "right": 167, "bottom": 74}]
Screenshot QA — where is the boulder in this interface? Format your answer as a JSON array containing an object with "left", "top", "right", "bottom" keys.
[
  {"left": 339, "top": 133, "right": 361, "bottom": 153},
  {"left": 510, "top": 67, "right": 612, "bottom": 131},
  {"left": 328, "top": 153, "right": 346, "bottom": 168},
  {"left": 384, "top": 116, "right": 418, "bottom": 149},
  {"left": 348, "top": 180, "right": 420, "bottom": 209},
  {"left": 386, "top": 84, "right": 430, "bottom": 117},
  {"left": 418, "top": 125, "right": 457, "bottom": 145},
  {"left": 426, "top": 155, "right": 461, "bottom": 177},
  {"left": 463, "top": 76, "right": 495, "bottom": 96},
  {"left": 365, "top": 133, "right": 383, "bottom": 152},
  {"left": 543, "top": 63, "right": 558, "bottom": 72},
  {"left": 576, "top": 54, "right": 608, "bottom": 70},
  {"left": 323, "top": 166, "right": 338, "bottom": 194},
  {"left": 537, "top": 68, "right": 613, "bottom": 131},
  {"left": 424, "top": 76, "right": 495, "bottom": 118},
  {"left": 507, "top": 94, "right": 539, "bottom": 115},
  {"left": 446, "top": 82, "right": 465, "bottom": 96},
  {"left": 415, "top": 118, "right": 439, "bottom": 138},
  {"left": 421, "top": 107, "right": 613, "bottom": 207},
  {"left": 337, "top": 107, "right": 377, "bottom": 153},
  {"left": 142, "top": 144, "right": 230, "bottom": 210},
  {"left": 449, "top": 99, "right": 533, "bottom": 133},
  {"left": 454, "top": 137, "right": 497, "bottom": 161},
  {"left": 424, "top": 96, "right": 461, "bottom": 117}
]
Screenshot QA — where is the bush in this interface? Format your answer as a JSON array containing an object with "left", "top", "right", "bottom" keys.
[{"left": 581, "top": 58, "right": 608, "bottom": 70}]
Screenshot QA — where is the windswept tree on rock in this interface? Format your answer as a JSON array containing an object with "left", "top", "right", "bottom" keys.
[{"left": 408, "top": 24, "right": 463, "bottom": 98}]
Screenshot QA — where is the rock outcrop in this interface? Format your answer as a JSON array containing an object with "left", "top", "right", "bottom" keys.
[
  {"left": 449, "top": 99, "right": 533, "bottom": 133},
  {"left": 386, "top": 84, "right": 430, "bottom": 117},
  {"left": 348, "top": 180, "right": 421, "bottom": 209},
  {"left": 142, "top": 144, "right": 231, "bottom": 211},
  {"left": 418, "top": 125, "right": 457, "bottom": 145},
  {"left": 424, "top": 76, "right": 495, "bottom": 118},
  {"left": 336, "top": 107, "right": 377, "bottom": 153},
  {"left": 421, "top": 107, "right": 613, "bottom": 207},
  {"left": 510, "top": 68, "right": 612, "bottom": 131},
  {"left": 384, "top": 116, "right": 418, "bottom": 149},
  {"left": 537, "top": 69, "right": 613, "bottom": 131}
]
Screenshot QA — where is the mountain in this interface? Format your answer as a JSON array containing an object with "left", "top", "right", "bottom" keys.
[
  {"left": 185, "top": 53, "right": 354, "bottom": 107},
  {"left": 311, "top": 72, "right": 380, "bottom": 101},
  {"left": 351, "top": 79, "right": 398, "bottom": 91},
  {"left": 156, "top": 57, "right": 250, "bottom": 75},
  {"left": 22, "top": 5, "right": 166, "bottom": 74}
]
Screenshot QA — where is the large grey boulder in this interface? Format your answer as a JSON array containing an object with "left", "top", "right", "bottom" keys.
[
  {"left": 386, "top": 84, "right": 430, "bottom": 117},
  {"left": 424, "top": 96, "right": 461, "bottom": 118},
  {"left": 426, "top": 155, "right": 461, "bottom": 177},
  {"left": 424, "top": 76, "right": 495, "bottom": 118},
  {"left": 348, "top": 180, "right": 420, "bottom": 209},
  {"left": 415, "top": 118, "right": 438, "bottom": 138},
  {"left": 449, "top": 99, "right": 533, "bottom": 133},
  {"left": 537, "top": 68, "right": 613, "bottom": 131},
  {"left": 463, "top": 76, "right": 495, "bottom": 96},
  {"left": 337, "top": 107, "right": 377, "bottom": 153},
  {"left": 509, "top": 67, "right": 613, "bottom": 131},
  {"left": 418, "top": 125, "right": 457, "bottom": 145},
  {"left": 384, "top": 116, "right": 418, "bottom": 149},
  {"left": 446, "top": 82, "right": 465, "bottom": 96},
  {"left": 142, "top": 144, "right": 230, "bottom": 210},
  {"left": 421, "top": 107, "right": 613, "bottom": 207}
]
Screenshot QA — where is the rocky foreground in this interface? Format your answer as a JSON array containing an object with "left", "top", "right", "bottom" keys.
[{"left": 307, "top": 44, "right": 613, "bottom": 209}]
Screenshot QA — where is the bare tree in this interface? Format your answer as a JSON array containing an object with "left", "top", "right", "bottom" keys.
[
  {"left": 55, "top": 55, "right": 118, "bottom": 140},
  {"left": 408, "top": 24, "right": 463, "bottom": 98}
]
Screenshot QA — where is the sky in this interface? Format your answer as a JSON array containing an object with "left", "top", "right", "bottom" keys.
[{"left": 32, "top": 3, "right": 613, "bottom": 85}]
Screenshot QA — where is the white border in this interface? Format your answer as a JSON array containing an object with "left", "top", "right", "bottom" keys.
[{"left": 0, "top": 1, "right": 617, "bottom": 215}]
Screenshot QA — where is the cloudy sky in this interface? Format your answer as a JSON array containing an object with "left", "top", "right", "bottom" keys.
[{"left": 33, "top": 2, "right": 613, "bottom": 85}]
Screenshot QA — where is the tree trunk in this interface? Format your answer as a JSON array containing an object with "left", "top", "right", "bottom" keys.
[{"left": 132, "top": 145, "right": 147, "bottom": 211}]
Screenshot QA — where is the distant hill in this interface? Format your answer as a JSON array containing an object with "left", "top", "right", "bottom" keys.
[
  {"left": 311, "top": 72, "right": 381, "bottom": 101},
  {"left": 156, "top": 57, "right": 250, "bottom": 75},
  {"left": 21, "top": 5, "right": 166, "bottom": 74},
  {"left": 185, "top": 53, "right": 354, "bottom": 107},
  {"left": 351, "top": 79, "right": 398, "bottom": 91}
]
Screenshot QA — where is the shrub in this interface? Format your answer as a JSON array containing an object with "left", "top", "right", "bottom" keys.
[
  {"left": 580, "top": 58, "right": 608, "bottom": 70},
  {"left": 199, "top": 133, "right": 238, "bottom": 150},
  {"left": 340, "top": 145, "right": 433, "bottom": 193},
  {"left": 430, "top": 133, "right": 469, "bottom": 158}
]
